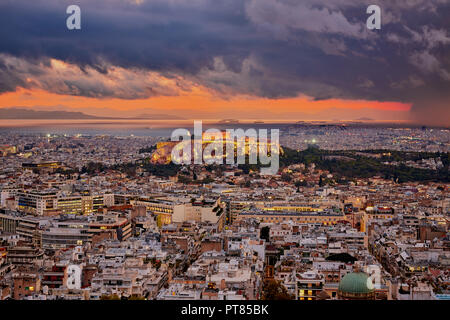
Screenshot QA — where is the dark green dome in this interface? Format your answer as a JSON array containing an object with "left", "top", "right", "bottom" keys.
[{"left": 338, "top": 272, "right": 374, "bottom": 294}]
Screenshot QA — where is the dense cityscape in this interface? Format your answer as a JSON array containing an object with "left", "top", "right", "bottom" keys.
[
  {"left": 1, "top": 0, "right": 450, "bottom": 311},
  {"left": 0, "top": 124, "right": 448, "bottom": 300}
]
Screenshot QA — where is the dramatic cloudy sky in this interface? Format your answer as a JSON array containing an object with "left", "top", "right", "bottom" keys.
[{"left": 0, "top": 0, "right": 449, "bottom": 125}]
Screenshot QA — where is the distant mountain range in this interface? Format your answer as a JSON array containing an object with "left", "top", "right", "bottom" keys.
[
  {"left": 135, "top": 113, "right": 185, "bottom": 120},
  {"left": 0, "top": 108, "right": 101, "bottom": 119},
  {"left": 0, "top": 108, "right": 184, "bottom": 120}
]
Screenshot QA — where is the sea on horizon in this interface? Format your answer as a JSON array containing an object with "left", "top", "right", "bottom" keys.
[{"left": 0, "top": 119, "right": 426, "bottom": 137}]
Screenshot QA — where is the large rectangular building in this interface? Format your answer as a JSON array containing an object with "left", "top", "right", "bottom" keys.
[
  {"left": 16, "top": 191, "right": 58, "bottom": 216},
  {"left": 15, "top": 191, "right": 108, "bottom": 216},
  {"left": 132, "top": 198, "right": 226, "bottom": 230},
  {"left": 235, "top": 209, "right": 346, "bottom": 225}
]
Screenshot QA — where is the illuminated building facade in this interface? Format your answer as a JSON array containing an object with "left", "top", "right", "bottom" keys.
[
  {"left": 22, "top": 161, "right": 62, "bottom": 173},
  {"left": 132, "top": 198, "right": 176, "bottom": 227},
  {"left": 15, "top": 191, "right": 107, "bottom": 216},
  {"left": 17, "top": 191, "right": 58, "bottom": 216},
  {"left": 297, "top": 270, "right": 325, "bottom": 301}
]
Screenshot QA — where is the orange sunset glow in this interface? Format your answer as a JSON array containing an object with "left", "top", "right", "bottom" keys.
[{"left": 0, "top": 86, "right": 411, "bottom": 120}]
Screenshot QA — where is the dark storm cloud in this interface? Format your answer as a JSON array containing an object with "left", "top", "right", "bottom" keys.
[{"left": 0, "top": 0, "right": 449, "bottom": 125}]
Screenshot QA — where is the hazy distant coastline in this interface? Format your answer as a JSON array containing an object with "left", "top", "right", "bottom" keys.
[{"left": 0, "top": 108, "right": 185, "bottom": 120}]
